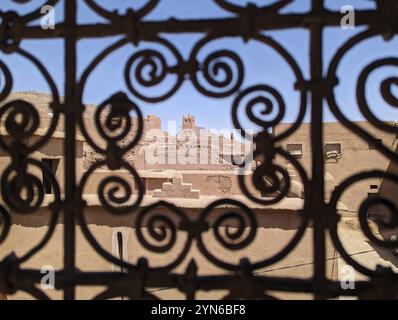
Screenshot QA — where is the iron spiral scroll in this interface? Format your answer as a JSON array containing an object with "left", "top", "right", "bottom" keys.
[{"left": 0, "top": 0, "right": 396, "bottom": 300}]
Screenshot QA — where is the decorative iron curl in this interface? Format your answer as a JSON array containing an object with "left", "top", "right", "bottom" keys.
[
  {"left": 0, "top": 60, "right": 12, "bottom": 102},
  {"left": 0, "top": 99, "right": 39, "bottom": 146},
  {"left": 204, "top": 200, "right": 256, "bottom": 250},
  {"left": 357, "top": 58, "right": 398, "bottom": 133},
  {"left": 79, "top": 160, "right": 144, "bottom": 215},
  {"left": 326, "top": 29, "right": 398, "bottom": 163},
  {"left": 213, "top": 212, "right": 253, "bottom": 250},
  {"left": 76, "top": 160, "right": 145, "bottom": 271},
  {"left": 98, "top": 176, "right": 133, "bottom": 214},
  {"left": 329, "top": 171, "right": 398, "bottom": 278},
  {"left": 197, "top": 199, "right": 257, "bottom": 271},
  {"left": 0, "top": 47, "right": 60, "bottom": 153},
  {"left": 79, "top": 36, "right": 183, "bottom": 104},
  {"left": 0, "top": 158, "right": 60, "bottom": 214},
  {"left": 126, "top": 50, "right": 167, "bottom": 88},
  {"left": 253, "top": 162, "right": 290, "bottom": 200},
  {"left": 0, "top": 1, "right": 58, "bottom": 54},
  {"left": 124, "top": 37, "right": 185, "bottom": 103},
  {"left": 0, "top": 158, "right": 60, "bottom": 264},
  {"left": 197, "top": 196, "right": 308, "bottom": 271},
  {"left": 238, "top": 147, "right": 298, "bottom": 206},
  {"left": 231, "top": 34, "right": 307, "bottom": 142},
  {"left": 0, "top": 99, "right": 59, "bottom": 154},
  {"left": 136, "top": 201, "right": 190, "bottom": 251},
  {"left": 189, "top": 37, "right": 244, "bottom": 98},
  {"left": 213, "top": 0, "right": 292, "bottom": 14},
  {"left": 137, "top": 214, "right": 176, "bottom": 253},
  {"left": 79, "top": 92, "right": 143, "bottom": 157},
  {"left": 95, "top": 92, "right": 143, "bottom": 152},
  {"left": 84, "top": 0, "right": 159, "bottom": 21},
  {"left": 1, "top": 164, "right": 44, "bottom": 214},
  {"left": 3, "top": 0, "right": 398, "bottom": 301},
  {"left": 135, "top": 201, "right": 194, "bottom": 270},
  {"left": 232, "top": 85, "right": 285, "bottom": 139},
  {"left": 359, "top": 197, "right": 398, "bottom": 248}
]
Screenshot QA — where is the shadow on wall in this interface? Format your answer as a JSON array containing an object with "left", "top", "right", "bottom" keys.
[
  {"left": 370, "top": 142, "right": 398, "bottom": 269},
  {"left": 366, "top": 241, "right": 398, "bottom": 270}
]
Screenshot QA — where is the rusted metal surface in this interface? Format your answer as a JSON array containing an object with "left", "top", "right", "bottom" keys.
[{"left": 0, "top": 0, "right": 397, "bottom": 300}]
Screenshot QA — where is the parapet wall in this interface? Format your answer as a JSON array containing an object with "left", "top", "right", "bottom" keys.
[{"left": 82, "top": 169, "right": 262, "bottom": 197}]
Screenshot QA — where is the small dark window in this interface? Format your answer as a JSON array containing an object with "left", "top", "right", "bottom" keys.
[
  {"left": 41, "top": 159, "right": 60, "bottom": 194},
  {"left": 325, "top": 143, "right": 341, "bottom": 160},
  {"left": 369, "top": 139, "right": 382, "bottom": 150},
  {"left": 286, "top": 144, "right": 303, "bottom": 159},
  {"left": 370, "top": 184, "right": 378, "bottom": 190},
  {"left": 366, "top": 192, "right": 380, "bottom": 219}
]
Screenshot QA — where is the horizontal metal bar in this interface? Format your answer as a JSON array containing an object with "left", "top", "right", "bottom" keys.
[
  {"left": 16, "top": 10, "right": 384, "bottom": 40},
  {"left": 9, "top": 268, "right": 395, "bottom": 298}
]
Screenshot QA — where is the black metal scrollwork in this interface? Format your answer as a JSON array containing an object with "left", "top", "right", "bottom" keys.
[
  {"left": 124, "top": 38, "right": 185, "bottom": 103},
  {"left": 188, "top": 36, "right": 244, "bottom": 98},
  {"left": 0, "top": 204, "right": 10, "bottom": 244},
  {"left": 330, "top": 171, "right": 398, "bottom": 278},
  {"left": 0, "top": 0, "right": 397, "bottom": 300},
  {"left": 357, "top": 58, "right": 398, "bottom": 133}
]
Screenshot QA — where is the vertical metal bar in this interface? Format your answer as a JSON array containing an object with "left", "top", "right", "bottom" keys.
[
  {"left": 310, "top": 0, "right": 326, "bottom": 299},
  {"left": 64, "top": 0, "right": 77, "bottom": 300}
]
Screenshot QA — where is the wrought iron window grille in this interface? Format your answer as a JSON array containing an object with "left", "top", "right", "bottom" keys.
[{"left": 0, "top": 0, "right": 397, "bottom": 300}]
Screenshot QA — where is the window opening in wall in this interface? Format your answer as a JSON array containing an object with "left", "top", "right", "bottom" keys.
[
  {"left": 41, "top": 158, "right": 60, "bottom": 194},
  {"left": 286, "top": 144, "right": 303, "bottom": 159},
  {"left": 325, "top": 143, "right": 341, "bottom": 161}
]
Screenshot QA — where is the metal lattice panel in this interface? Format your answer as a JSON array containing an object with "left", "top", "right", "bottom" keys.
[{"left": 0, "top": 0, "right": 397, "bottom": 300}]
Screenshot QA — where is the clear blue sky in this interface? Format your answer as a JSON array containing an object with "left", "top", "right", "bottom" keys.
[{"left": 1, "top": 0, "right": 397, "bottom": 132}]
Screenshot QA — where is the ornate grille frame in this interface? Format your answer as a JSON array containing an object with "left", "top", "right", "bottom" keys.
[{"left": 0, "top": 0, "right": 397, "bottom": 300}]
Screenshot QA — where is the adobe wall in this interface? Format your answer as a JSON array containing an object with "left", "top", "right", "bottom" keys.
[
  {"left": 375, "top": 143, "right": 398, "bottom": 240},
  {"left": 82, "top": 169, "right": 262, "bottom": 197},
  {"left": 182, "top": 171, "right": 261, "bottom": 197},
  {"left": 0, "top": 136, "right": 84, "bottom": 194},
  {"left": 0, "top": 205, "right": 337, "bottom": 300},
  {"left": 274, "top": 121, "right": 396, "bottom": 211}
]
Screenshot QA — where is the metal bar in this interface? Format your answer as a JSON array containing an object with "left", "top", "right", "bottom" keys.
[
  {"left": 12, "top": 10, "right": 389, "bottom": 40},
  {"left": 0, "top": 0, "right": 397, "bottom": 301},
  {"left": 309, "top": 0, "right": 326, "bottom": 300},
  {"left": 63, "top": 0, "right": 77, "bottom": 300},
  {"left": 9, "top": 267, "right": 388, "bottom": 298}
]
